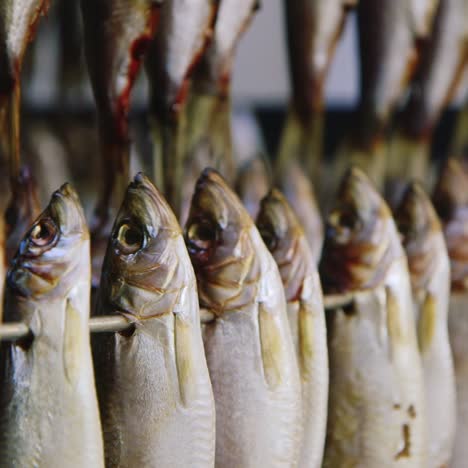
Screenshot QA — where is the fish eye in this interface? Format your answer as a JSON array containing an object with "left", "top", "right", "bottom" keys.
[
  {"left": 186, "top": 220, "right": 218, "bottom": 251},
  {"left": 29, "top": 218, "right": 58, "bottom": 248},
  {"left": 338, "top": 211, "right": 361, "bottom": 231},
  {"left": 259, "top": 227, "right": 277, "bottom": 252},
  {"left": 115, "top": 221, "right": 145, "bottom": 255}
]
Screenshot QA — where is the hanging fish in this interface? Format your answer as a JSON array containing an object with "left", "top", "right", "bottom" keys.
[
  {"left": 185, "top": 168, "right": 302, "bottom": 467},
  {"left": 395, "top": 182, "right": 456, "bottom": 468},
  {"left": 93, "top": 173, "right": 215, "bottom": 467},
  {"left": 334, "top": 0, "right": 439, "bottom": 190},
  {"left": 145, "top": 0, "right": 216, "bottom": 218},
  {"left": 80, "top": 0, "right": 164, "bottom": 287},
  {"left": 184, "top": 0, "right": 260, "bottom": 189},
  {"left": 0, "top": 0, "right": 50, "bottom": 177},
  {"left": 386, "top": 0, "right": 468, "bottom": 206},
  {"left": 320, "top": 167, "right": 426, "bottom": 467},
  {"left": 0, "top": 184, "right": 104, "bottom": 466},
  {"left": 257, "top": 189, "right": 328, "bottom": 468},
  {"left": 276, "top": 161, "right": 323, "bottom": 264},
  {"left": 432, "top": 158, "right": 468, "bottom": 468},
  {"left": 279, "top": 0, "right": 356, "bottom": 190}
]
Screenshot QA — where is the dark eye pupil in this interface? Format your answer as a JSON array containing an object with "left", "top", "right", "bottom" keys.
[
  {"left": 29, "top": 219, "right": 56, "bottom": 247},
  {"left": 116, "top": 222, "right": 145, "bottom": 254},
  {"left": 259, "top": 228, "right": 276, "bottom": 251},
  {"left": 340, "top": 212, "right": 356, "bottom": 229},
  {"left": 187, "top": 222, "right": 217, "bottom": 251},
  {"left": 124, "top": 228, "right": 142, "bottom": 246}
]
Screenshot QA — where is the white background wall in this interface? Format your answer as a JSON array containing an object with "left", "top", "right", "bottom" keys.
[{"left": 232, "top": 0, "right": 359, "bottom": 105}]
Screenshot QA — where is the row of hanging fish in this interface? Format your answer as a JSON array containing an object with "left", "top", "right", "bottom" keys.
[
  {"left": 0, "top": 158, "right": 466, "bottom": 467},
  {"left": 0, "top": 0, "right": 467, "bottom": 467}
]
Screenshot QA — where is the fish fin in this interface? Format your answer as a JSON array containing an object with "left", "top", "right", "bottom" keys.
[
  {"left": 298, "top": 299, "right": 314, "bottom": 379},
  {"left": 386, "top": 287, "right": 408, "bottom": 348},
  {"left": 63, "top": 299, "right": 84, "bottom": 386},
  {"left": 175, "top": 314, "right": 197, "bottom": 406},
  {"left": 417, "top": 293, "right": 436, "bottom": 353},
  {"left": 258, "top": 302, "right": 286, "bottom": 389}
]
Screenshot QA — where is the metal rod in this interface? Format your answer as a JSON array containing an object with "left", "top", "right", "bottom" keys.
[{"left": 0, "top": 308, "right": 217, "bottom": 342}]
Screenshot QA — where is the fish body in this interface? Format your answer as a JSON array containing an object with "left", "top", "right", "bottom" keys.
[
  {"left": 395, "top": 182, "right": 456, "bottom": 467},
  {"left": 145, "top": 0, "right": 216, "bottom": 215},
  {"left": 184, "top": 0, "right": 259, "bottom": 185},
  {"left": 279, "top": 0, "right": 354, "bottom": 187},
  {"left": 432, "top": 159, "right": 468, "bottom": 468},
  {"left": 276, "top": 161, "right": 323, "bottom": 263},
  {"left": 185, "top": 169, "right": 302, "bottom": 467},
  {"left": 0, "top": 0, "right": 50, "bottom": 95},
  {"left": 334, "top": 0, "right": 436, "bottom": 191},
  {"left": 93, "top": 173, "right": 215, "bottom": 467},
  {"left": 81, "top": 0, "right": 163, "bottom": 286},
  {"left": 236, "top": 158, "right": 270, "bottom": 220},
  {"left": 0, "top": 184, "right": 104, "bottom": 467},
  {"left": 386, "top": 0, "right": 468, "bottom": 201},
  {"left": 0, "top": 0, "right": 50, "bottom": 181},
  {"left": 320, "top": 168, "right": 426, "bottom": 467},
  {"left": 257, "top": 189, "right": 328, "bottom": 468}
]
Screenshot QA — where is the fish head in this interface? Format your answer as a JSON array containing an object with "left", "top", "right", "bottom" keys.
[
  {"left": 395, "top": 182, "right": 441, "bottom": 291},
  {"left": 185, "top": 168, "right": 257, "bottom": 312},
  {"left": 319, "top": 167, "right": 396, "bottom": 294},
  {"left": 99, "top": 173, "right": 185, "bottom": 319},
  {"left": 7, "top": 183, "right": 89, "bottom": 300},
  {"left": 257, "top": 189, "right": 309, "bottom": 301},
  {"left": 433, "top": 158, "right": 468, "bottom": 291}
]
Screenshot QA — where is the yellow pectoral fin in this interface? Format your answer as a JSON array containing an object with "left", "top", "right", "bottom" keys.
[
  {"left": 63, "top": 299, "right": 85, "bottom": 386},
  {"left": 258, "top": 303, "right": 285, "bottom": 389},
  {"left": 298, "top": 301, "right": 314, "bottom": 379},
  {"left": 175, "top": 314, "right": 197, "bottom": 405},
  {"left": 417, "top": 294, "right": 436, "bottom": 353},
  {"left": 386, "top": 287, "right": 407, "bottom": 347}
]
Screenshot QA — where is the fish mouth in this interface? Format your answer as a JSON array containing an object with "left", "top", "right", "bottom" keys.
[
  {"left": 6, "top": 266, "right": 57, "bottom": 298},
  {"left": 125, "top": 172, "right": 181, "bottom": 236}
]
